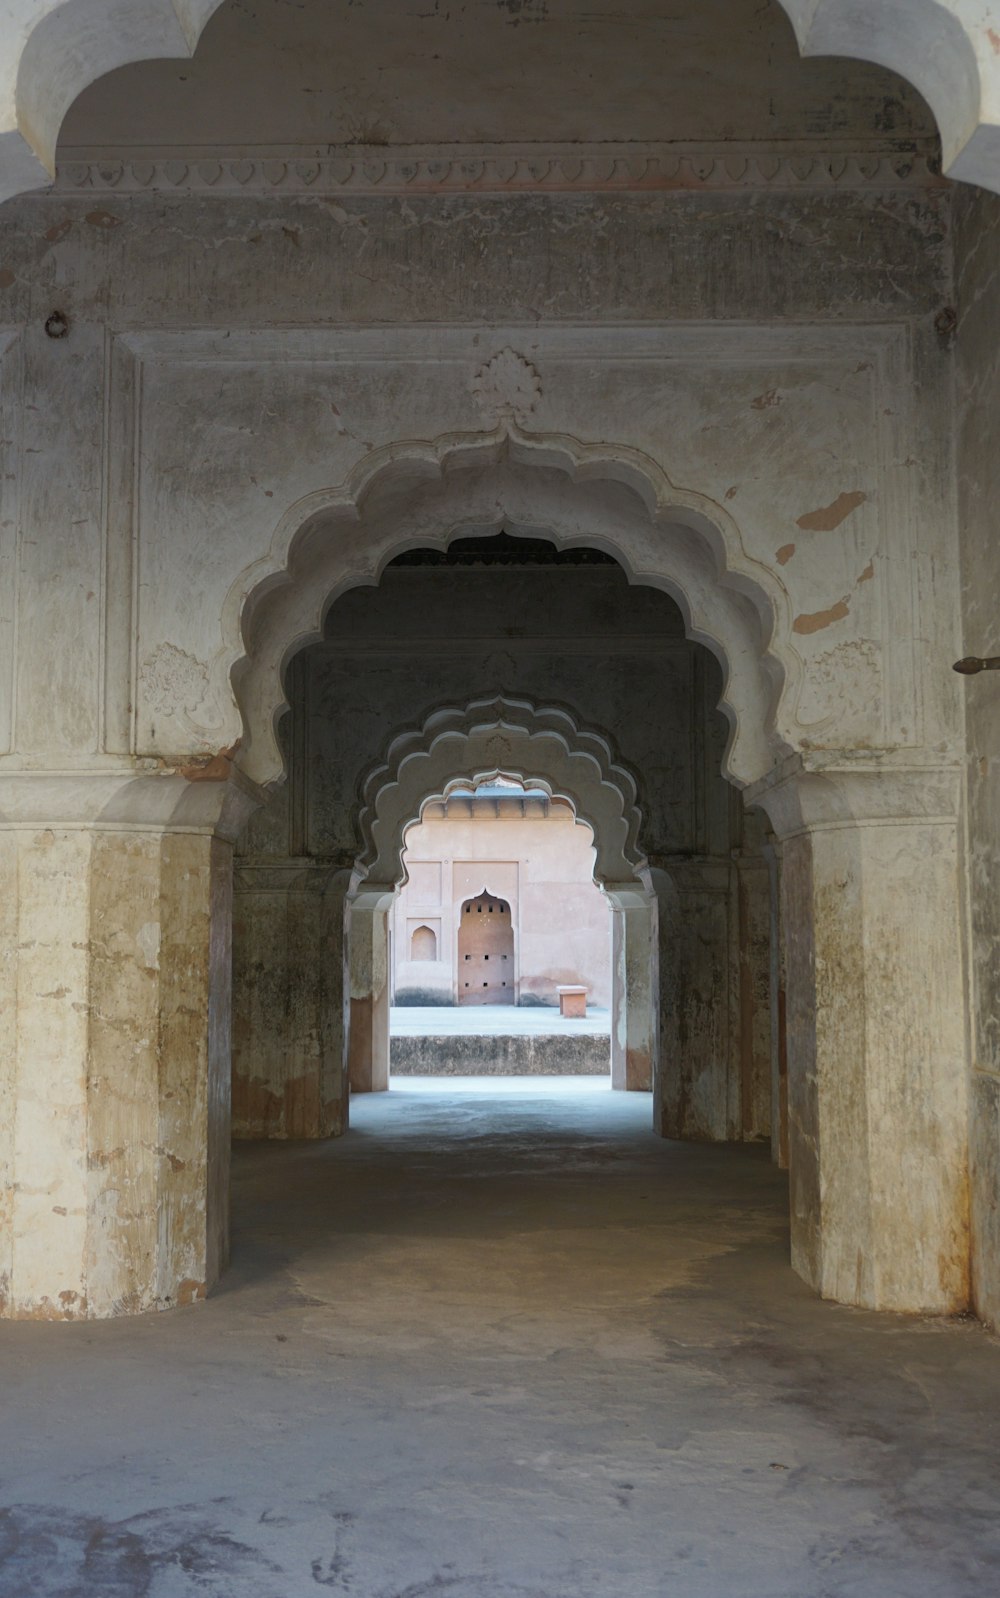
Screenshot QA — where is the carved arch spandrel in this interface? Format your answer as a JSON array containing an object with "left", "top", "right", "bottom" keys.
[{"left": 229, "top": 425, "right": 798, "bottom": 793}]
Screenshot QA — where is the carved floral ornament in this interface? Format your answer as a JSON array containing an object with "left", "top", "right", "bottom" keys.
[
  {"left": 485, "top": 733, "right": 513, "bottom": 764},
  {"left": 471, "top": 349, "right": 542, "bottom": 425}
]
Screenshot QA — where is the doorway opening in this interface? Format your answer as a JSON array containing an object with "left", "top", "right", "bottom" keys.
[
  {"left": 232, "top": 525, "right": 772, "bottom": 1149},
  {"left": 388, "top": 772, "right": 615, "bottom": 1081},
  {"left": 457, "top": 892, "right": 515, "bottom": 1004}
]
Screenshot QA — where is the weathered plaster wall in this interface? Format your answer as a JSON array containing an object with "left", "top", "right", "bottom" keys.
[
  {"left": 59, "top": 0, "right": 933, "bottom": 154},
  {"left": 955, "top": 183, "right": 1000, "bottom": 1328},
  {"left": 0, "top": 802, "right": 235, "bottom": 1317},
  {"left": 0, "top": 181, "right": 958, "bottom": 784}
]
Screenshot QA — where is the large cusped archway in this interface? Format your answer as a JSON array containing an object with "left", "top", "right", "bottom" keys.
[{"left": 230, "top": 425, "right": 797, "bottom": 796}]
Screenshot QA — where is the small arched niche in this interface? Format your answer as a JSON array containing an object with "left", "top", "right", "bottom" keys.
[{"left": 410, "top": 924, "right": 437, "bottom": 962}]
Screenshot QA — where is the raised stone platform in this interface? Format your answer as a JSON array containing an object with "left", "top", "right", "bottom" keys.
[{"left": 390, "top": 1004, "right": 611, "bottom": 1075}]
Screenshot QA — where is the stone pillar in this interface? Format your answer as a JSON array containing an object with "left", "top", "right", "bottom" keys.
[
  {"left": 347, "top": 886, "right": 394, "bottom": 1094},
  {"left": 763, "top": 839, "right": 789, "bottom": 1168},
  {"left": 232, "top": 863, "right": 351, "bottom": 1138},
  {"left": 734, "top": 847, "right": 772, "bottom": 1144},
  {"left": 650, "top": 852, "right": 771, "bottom": 1146},
  {"left": 0, "top": 768, "right": 257, "bottom": 1319},
  {"left": 653, "top": 860, "right": 736, "bottom": 1140},
  {"left": 607, "top": 884, "right": 657, "bottom": 1092},
  {"left": 753, "top": 761, "right": 970, "bottom": 1313}
]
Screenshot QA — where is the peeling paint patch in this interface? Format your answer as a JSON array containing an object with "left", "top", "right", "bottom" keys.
[
  {"left": 793, "top": 599, "right": 850, "bottom": 635},
  {"left": 85, "top": 210, "right": 122, "bottom": 230},
  {"left": 176, "top": 1278, "right": 206, "bottom": 1306},
  {"left": 857, "top": 560, "right": 875, "bottom": 584},
  {"left": 751, "top": 389, "right": 781, "bottom": 410},
  {"left": 724, "top": 485, "right": 738, "bottom": 501},
  {"left": 989, "top": 25, "right": 1000, "bottom": 53},
  {"left": 776, "top": 543, "right": 796, "bottom": 565},
  {"left": 179, "top": 741, "right": 240, "bottom": 782},
  {"left": 137, "top": 921, "right": 160, "bottom": 969},
  {"left": 0, "top": 268, "right": 14, "bottom": 289},
  {"left": 796, "top": 491, "right": 867, "bottom": 532},
  {"left": 43, "top": 220, "right": 71, "bottom": 243}
]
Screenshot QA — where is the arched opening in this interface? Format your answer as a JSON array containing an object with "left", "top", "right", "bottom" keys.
[
  {"left": 410, "top": 924, "right": 437, "bottom": 964},
  {"left": 231, "top": 518, "right": 772, "bottom": 1155},
  {"left": 457, "top": 891, "right": 515, "bottom": 1004},
  {"left": 390, "top": 774, "right": 616, "bottom": 1078}
]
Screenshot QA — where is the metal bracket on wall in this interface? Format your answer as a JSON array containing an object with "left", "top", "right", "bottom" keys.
[{"left": 953, "top": 656, "right": 1000, "bottom": 675}]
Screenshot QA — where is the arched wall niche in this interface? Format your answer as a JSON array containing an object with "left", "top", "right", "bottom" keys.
[
  {"left": 2, "top": 0, "right": 999, "bottom": 202},
  {"left": 230, "top": 427, "right": 797, "bottom": 796}
]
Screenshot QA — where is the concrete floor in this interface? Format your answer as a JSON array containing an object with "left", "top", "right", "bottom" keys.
[{"left": 3, "top": 1078, "right": 1000, "bottom": 1598}]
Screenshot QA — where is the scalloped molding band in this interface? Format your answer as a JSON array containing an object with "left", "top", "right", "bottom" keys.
[{"left": 52, "top": 143, "right": 944, "bottom": 198}]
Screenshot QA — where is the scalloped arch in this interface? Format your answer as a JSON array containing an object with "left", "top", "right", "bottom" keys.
[
  {"left": 229, "top": 425, "right": 798, "bottom": 793},
  {"left": 354, "top": 696, "right": 647, "bottom": 892},
  {"left": 2, "top": 0, "right": 1000, "bottom": 203}
]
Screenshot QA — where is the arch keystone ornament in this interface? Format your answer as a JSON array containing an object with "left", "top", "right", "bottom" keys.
[{"left": 471, "top": 349, "right": 542, "bottom": 424}]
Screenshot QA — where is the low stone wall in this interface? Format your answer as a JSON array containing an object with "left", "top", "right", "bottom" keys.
[{"left": 391, "top": 1033, "right": 610, "bottom": 1074}]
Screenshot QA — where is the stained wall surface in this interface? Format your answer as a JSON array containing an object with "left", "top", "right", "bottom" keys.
[
  {"left": 58, "top": 0, "right": 933, "bottom": 152},
  {"left": 955, "top": 185, "right": 1000, "bottom": 1329}
]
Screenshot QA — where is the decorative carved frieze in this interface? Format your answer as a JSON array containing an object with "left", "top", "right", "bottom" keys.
[{"left": 53, "top": 143, "right": 943, "bottom": 198}]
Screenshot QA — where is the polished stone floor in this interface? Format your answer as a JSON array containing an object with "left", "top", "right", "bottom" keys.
[{"left": 2, "top": 1078, "right": 999, "bottom": 1597}]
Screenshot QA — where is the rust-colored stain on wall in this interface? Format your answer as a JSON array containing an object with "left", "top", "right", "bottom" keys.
[
  {"left": 793, "top": 598, "right": 851, "bottom": 634},
  {"left": 796, "top": 491, "right": 867, "bottom": 531}
]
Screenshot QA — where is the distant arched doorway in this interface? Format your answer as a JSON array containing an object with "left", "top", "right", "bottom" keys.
[{"left": 458, "top": 892, "right": 515, "bottom": 1005}]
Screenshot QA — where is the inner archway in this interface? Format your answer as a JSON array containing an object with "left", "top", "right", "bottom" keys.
[{"left": 232, "top": 526, "right": 774, "bottom": 1162}]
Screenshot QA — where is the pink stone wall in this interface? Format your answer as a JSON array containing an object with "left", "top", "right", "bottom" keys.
[{"left": 393, "top": 793, "right": 611, "bottom": 1008}]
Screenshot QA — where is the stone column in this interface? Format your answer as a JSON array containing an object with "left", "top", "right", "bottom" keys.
[
  {"left": 347, "top": 886, "right": 394, "bottom": 1094},
  {"left": 607, "top": 884, "right": 657, "bottom": 1092},
  {"left": 734, "top": 847, "right": 772, "bottom": 1144},
  {"left": 0, "top": 767, "right": 257, "bottom": 1320},
  {"left": 653, "top": 860, "right": 736, "bottom": 1140},
  {"left": 232, "top": 862, "right": 351, "bottom": 1138},
  {"left": 763, "top": 839, "right": 789, "bottom": 1168},
  {"left": 753, "top": 760, "right": 970, "bottom": 1314}
]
